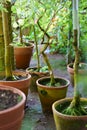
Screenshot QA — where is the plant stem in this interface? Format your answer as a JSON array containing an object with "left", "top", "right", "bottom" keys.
[
  {"left": 69, "top": 0, "right": 80, "bottom": 108},
  {"left": 33, "top": 25, "right": 40, "bottom": 71},
  {"left": 70, "top": 29, "right": 80, "bottom": 108},
  {"left": 19, "top": 26, "right": 23, "bottom": 44},
  {"left": 0, "top": 11, "right": 5, "bottom": 71},
  {"left": 41, "top": 44, "right": 55, "bottom": 85},
  {"left": 2, "top": 1, "right": 13, "bottom": 79}
]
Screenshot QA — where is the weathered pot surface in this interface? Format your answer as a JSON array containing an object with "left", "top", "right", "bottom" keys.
[
  {"left": 52, "top": 98, "right": 87, "bottom": 130},
  {"left": 0, "top": 70, "right": 31, "bottom": 98},
  {"left": 36, "top": 76, "right": 70, "bottom": 113},
  {"left": 14, "top": 43, "right": 34, "bottom": 69},
  {"left": 0, "top": 85, "right": 26, "bottom": 130}
]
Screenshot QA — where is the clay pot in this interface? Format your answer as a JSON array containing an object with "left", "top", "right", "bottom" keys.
[
  {"left": 26, "top": 67, "right": 49, "bottom": 92},
  {"left": 36, "top": 76, "right": 70, "bottom": 113},
  {"left": 67, "top": 63, "right": 87, "bottom": 87},
  {"left": 0, "top": 70, "right": 31, "bottom": 98},
  {"left": 0, "top": 85, "right": 26, "bottom": 130},
  {"left": 52, "top": 98, "right": 87, "bottom": 130},
  {"left": 14, "top": 43, "right": 34, "bottom": 69}
]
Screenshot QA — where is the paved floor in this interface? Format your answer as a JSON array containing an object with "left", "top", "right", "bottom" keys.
[{"left": 21, "top": 54, "right": 74, "bottom": 130}]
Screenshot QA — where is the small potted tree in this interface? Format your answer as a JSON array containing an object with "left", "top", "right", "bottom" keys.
[
  {"left": 67, "top": 1, "right": 87, "bottom": 87},
  {"left": 11, "top": 0, "right": 34, "bottom": 69},
  {"left": 0, "top": 1, "right": 31, "bottom": 98},
  {"left": 52, "top": 1, "right": 87, "bottom": 130},
  {"left": 33, "top": 1, "right": 70, "bottom": 113},
  {"left": 26, "top": 0, "right": 70, "bottom": 95}
]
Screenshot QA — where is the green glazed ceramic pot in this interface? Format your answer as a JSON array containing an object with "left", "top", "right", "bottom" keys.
[
  {"left": 36, "top": 76, "right": 70, "bottom": 113},
  {"left": 52, "top": 98, "right": 87, "bottom": 130}
]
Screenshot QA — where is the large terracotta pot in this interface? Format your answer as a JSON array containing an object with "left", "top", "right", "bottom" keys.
[
  {"left": 14, "top": 43, "right": 34, "bottom": 69},
  {"left": 36, "top": 76, "right": 70, "bottom": 113},
  {"left": 67, "top": 63, "right": 87, "bottom": 87},
  {"left": 0, "top": 85, "right": 26, "bottom": 130},
  {"left": 0, "top": 70, "right": 31, "bottom": 98},
  {"left": 26, "top": 66, "right": 49, "bottom": 92},
  {"left": 52, "top": 98, "right": 87, "bottom": 130}
]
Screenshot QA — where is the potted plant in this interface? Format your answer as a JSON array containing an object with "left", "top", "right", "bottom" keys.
[
  {"left": 0, "top": 85, "right": 26, "bottom": 130},
  {"left": 11, "top": 0, "right": 34, "bottom": 69},
  {"left": 26, "top": 0, "right": 69, "bottom": 93},
  {"left": 26, "top": 25, "right": 49, "bottom": 92},
  {"left": 52, "top": 1, "right": 87, "bottom": 130},
  {"left": 67, "top": 62, "right": 87, "bottom": 86},
  {"left": 0, "top": 1, "right": 31, "bottom": 98},
  {"left": 33, "top": 2, "right": 70, "bottom": 113}
]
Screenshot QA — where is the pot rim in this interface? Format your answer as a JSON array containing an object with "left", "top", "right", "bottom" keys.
[
  {"left": 26, "top": 66, "right": 49, "bottom": 75},
  {"left": 67, "top": 63, "right": 87, "bottom": 73},
  {"left": 52, "top": 97, "right": 87, "bottom": 118},
  {"left": 0, "top": 85, "right": 26, "bottom": 114},
  {"left": 14, "top": 42, "right": 34, "bottom": 49},
  {"left": 0, "top": 70, "right": 31, "bottom": 83},
  {"left": 36, "top": 76, "right": 70, "bottom": 89}
]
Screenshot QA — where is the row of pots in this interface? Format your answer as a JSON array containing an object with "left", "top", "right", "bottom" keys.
[
  {"left": 0, "top": 67, "right": 70, "bottom": 130},
  {"left": 1, "top": 60, "right": 87, "bottom": 130},
  {"left": 26, "top": 62, "right": 87, "bottom": 130},
  {"left": 0, "top": 70, "right": 31, "bottom": 130}
]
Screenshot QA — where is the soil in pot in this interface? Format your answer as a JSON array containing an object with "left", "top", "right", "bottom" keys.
[
  {"left": 0, "top": 89, "right": 22, "bottom": 111},
  {"left": 0, "top": 73, "right": 27, "bottom": 81},
  {"left": 40, "top": 78, "right": 67, "bottom": 87}
]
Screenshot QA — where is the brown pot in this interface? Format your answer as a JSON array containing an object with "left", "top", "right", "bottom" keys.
[
  {"left": 14, "top": 43, "right": 34, "bottom": 69},
  {"left": 67, "top": 63, "right": 87, "bottom": 87},
  {"left": 26, "top": 66, "right": 49, "bottom": 92},
  {"left": 0, "top": 85, "right": 26, "bottom": 130},
  {"left": 0, "top": 70, "right": 31, "bottom": 98},
  {"left": 52, "top": 98, "right": 87, "bottom": 130},
  {"left": 36, "top": 76, "right": 70, "bottom": 113}
]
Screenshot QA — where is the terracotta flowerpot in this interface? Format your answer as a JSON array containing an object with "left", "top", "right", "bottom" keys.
[
  {"left": 52, "top": 98, "right": 87, "bottom": 130},
  {"left": 0, "top": 85, "right": 26, "bottom": 130},
  {"left": 0, "top": 70, "right": 31, "bottom": 98},
  {"left": 67, "top": 63, "right": 87, "bottom": 87},
  {"left": 14, "top": 43, "right": 34, "bottom": 69},
  {"left": 36, "top": 76, "right": 70, "bottom": 113},
  {"left": 26, "top": 67, "right": 49, "bottom": 92}
]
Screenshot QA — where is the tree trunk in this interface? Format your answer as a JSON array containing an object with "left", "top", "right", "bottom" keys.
[
  {"left": 2, "top": 1, "right": 13, "bottom": 79},
  {"left": 0, "top": 11, "right": 5, "bottom": 72}
]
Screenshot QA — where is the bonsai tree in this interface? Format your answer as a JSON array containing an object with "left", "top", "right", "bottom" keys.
[
  {"left": 1, "top": 1, "right": 13, "bottom": 80},
  {"left": 30, "top": 0, "right": 69, "bottom": 86},
  {"left": 0, "top": 0, "right": 21, "bottom": 80},
  {"left": 62, "top": 0, "right": 87, "bottom": 116}
]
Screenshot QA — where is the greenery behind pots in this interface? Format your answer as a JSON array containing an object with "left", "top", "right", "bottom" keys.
[{"left": 36, "top": 76, "right": 70, "bottom": 113}]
